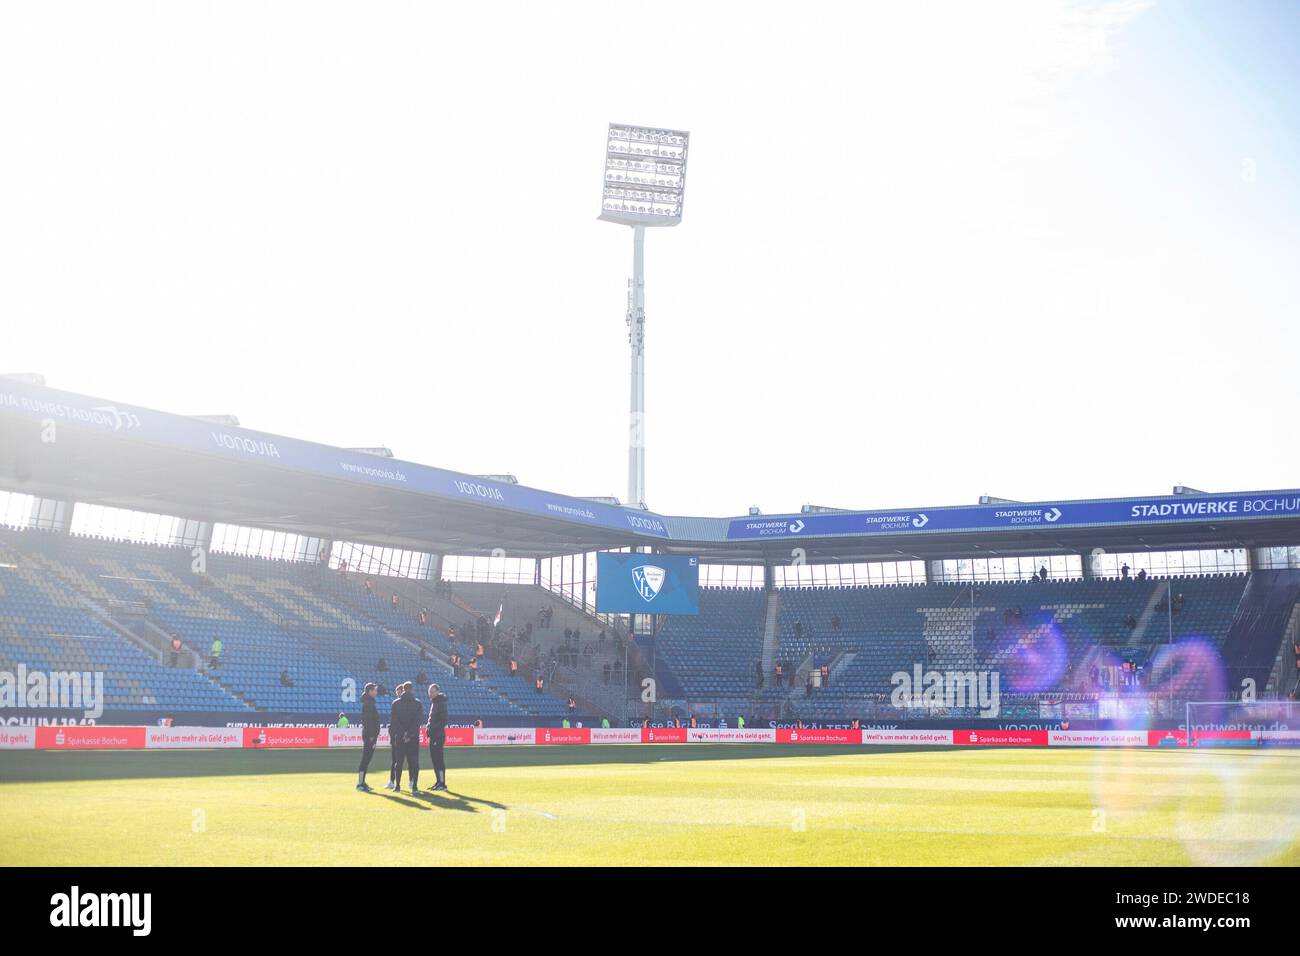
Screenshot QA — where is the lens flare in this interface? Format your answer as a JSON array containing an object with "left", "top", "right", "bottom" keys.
[
  {"left": 997, "top": 620, "right": 1069, "bottom": 694},
  {"left": 1174, "top": 749, "right": 1300, "bottom": 865},
  {"left": 1145, "top": 637, "right": 1226, "bottom": 703}
]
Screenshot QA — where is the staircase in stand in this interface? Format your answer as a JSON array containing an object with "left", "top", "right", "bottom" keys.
[{"left": 1222, "top": 570, "right": 1300, "bottom": 694}]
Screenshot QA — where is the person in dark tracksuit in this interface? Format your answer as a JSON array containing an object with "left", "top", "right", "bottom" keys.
[
  {"left": 384, "top": 682, "right": 405, "bottom": 790},
  {"left": 356, "top": 682, "right": 380, "bottom": 791},
  {"left": 384, "top": 681, "right": 413, "bottom": 790},
  {"left": 388, "top": 682, "right": 423, "bottom": 792},
  {"left": 426, "top": 683, "right": 450, "bottom": 792}
]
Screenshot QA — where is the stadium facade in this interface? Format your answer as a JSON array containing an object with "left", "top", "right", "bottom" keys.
[{"left": 2, "top": 376, "right": 1300, "bottom": 734}]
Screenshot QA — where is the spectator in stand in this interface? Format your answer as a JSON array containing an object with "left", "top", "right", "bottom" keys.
[
  {"left": 831, "top": 614, "right": 841, "bottom": 631},
  {"left": 279, "top": 670, "right": 294, "bottom": 688},
  {"left": 1137, "top": 568, "right": 1147, "bottom": 582},
  {"left": 820, "top": 663, "right": 830, "bottom": 686},
  {"left": 376, "top": 657, "right": 388, "bottom": 673},
  {"left": 510, "top": 658, "right": 519, "bottom": 676},
  {"left": 534, "top": 674, "right": 544, "bottom": 693},
  {"left": 170, "top": 637, "right": 181, "bottom": 668},
  {"left": 1038, "top": 565, "right": 1049, "bottom": 581},
  {"left": 209, "top": 637, "right": 222, "bottom": 669},
  {"left": 567, "top": 695, "right": 577, "bottom": 715},
  {"left": 1120, "top": 563, "right": 1130, "bottom": 580},
  {"left": 468, "top": 657, "right": 479, "bottom": 681}
]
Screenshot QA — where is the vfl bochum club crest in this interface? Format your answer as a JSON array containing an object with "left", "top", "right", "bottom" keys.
[{"left": 632, "top": 565, "right": 666, "bottom": 602}]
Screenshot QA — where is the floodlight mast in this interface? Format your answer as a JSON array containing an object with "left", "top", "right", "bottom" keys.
[{"left": 599, "top": 122, "right": 689, "bottom": 511}]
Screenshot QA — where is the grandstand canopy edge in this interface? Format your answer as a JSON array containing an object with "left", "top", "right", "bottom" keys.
[{"left": 2, "top": 380, "right": 1299, "bottom": 562}]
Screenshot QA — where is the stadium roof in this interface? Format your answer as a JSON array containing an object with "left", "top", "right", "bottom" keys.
[{"left": 2, "top": 378, "right": 1299, "bottom": 562}]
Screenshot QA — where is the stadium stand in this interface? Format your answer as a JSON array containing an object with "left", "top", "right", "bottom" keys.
[
  {"left": 0, "top": 533, "right": 250, "bottom": 713},
  {"left": 0, "top": 529, "right": 570, "bottom": 721},
  {"left": 651, "top": 588, "right": 765, "bottom": 713},
  {"left": 3, "top": 522, "right": 1296, "bottom": 725},
  {"left": 645, "top": 573, "right": 1275, "bottom": 720}
]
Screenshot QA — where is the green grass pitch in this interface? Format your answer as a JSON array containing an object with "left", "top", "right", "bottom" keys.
[{"left": 2, "top": 744, "right": 1299, "bottom": 866}]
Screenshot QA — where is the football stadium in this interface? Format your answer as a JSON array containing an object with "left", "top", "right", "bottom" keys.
[
  {"left": 2, "top": 375, "right": 1299, "bottom": 869},
  {"left": 5, "top": 8, "right": 1300, "bottom": 931}
]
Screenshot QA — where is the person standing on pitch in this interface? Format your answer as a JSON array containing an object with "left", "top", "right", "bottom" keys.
[
  {"left": 356, "top": 682, "right": 380, "bottom": 791},
  {"left": 388, "top": 682, "right": 423, "bottom": 792},
  {"left": 384, "top": 682, "right": 405, "bottom": 791},
  {"left": 426, "top": 682, "right": 449, "bottom": 792},
  {"left": 385, "top": 681, "right": 415, "bottom": 790}
]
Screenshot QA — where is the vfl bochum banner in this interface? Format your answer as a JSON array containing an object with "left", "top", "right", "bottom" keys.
[
  {"left": 596, "top": 553, "right": 700, "bottom": 615},
  {"left": 725, "top": 491, "right": 1300, "bottom": 540}
]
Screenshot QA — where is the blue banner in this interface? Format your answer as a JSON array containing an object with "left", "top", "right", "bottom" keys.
[
  {"left": 726, "top": 491, "right": 1300, "bottom": 540},
  {"left": 0, "top": 381, "right": 671, "bottom": 539},
  {"left": 596, "top": 552, "right": 700, "bottom": 615}
]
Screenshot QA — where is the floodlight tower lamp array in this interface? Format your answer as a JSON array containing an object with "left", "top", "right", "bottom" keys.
[{"left": 598, "top": 123, "right": 689, "bottom": 511}]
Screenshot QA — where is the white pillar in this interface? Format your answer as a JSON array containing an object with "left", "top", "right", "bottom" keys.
[{"left": 627, "top": 225, "right": 646, "bottom": 509}]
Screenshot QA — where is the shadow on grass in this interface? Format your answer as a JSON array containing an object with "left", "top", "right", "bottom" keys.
[
  {"left": 372, "top": 790, "right": 430, "bottom": 811},
  {"left": 413, "top": 790, "right": 488, "bottom": 813},
  {"left": 0, "top": 744, "right": 934, "bottom": 784},
  {"left": 441, "top": 790, "right": 506, "bottom": 810}
]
